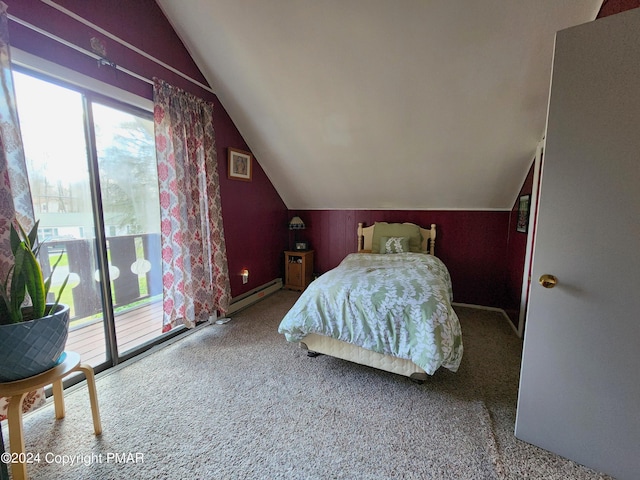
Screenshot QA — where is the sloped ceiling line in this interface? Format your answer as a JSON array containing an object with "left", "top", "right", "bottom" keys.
[{"left": 156, "top": 1, "right": 601, "bottom": 210}]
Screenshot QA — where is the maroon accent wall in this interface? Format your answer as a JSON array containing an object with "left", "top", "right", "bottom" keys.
[
  {"left": 290, "top": 209, "right": 509, "bottom": 307},
  {"left": 13, "top": 0, "right": 636, "bottom": 309},
  {"left": 215, "top": 107, "right": 289, "bottom": 295},
  {"left": 598, "top": 0, "right": 640, "bottom": 17},
  {"left": 7, "top": 0, "right": 288, "bottom": 298}
]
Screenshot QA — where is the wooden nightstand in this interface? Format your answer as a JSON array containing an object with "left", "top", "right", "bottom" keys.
[{"left": 284, "top": 250, "right": 314, "bottom": 291}]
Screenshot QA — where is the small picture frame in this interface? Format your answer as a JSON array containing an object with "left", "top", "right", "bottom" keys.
[
  {"left": 294, "top": 241, "right": 309, "bottom": 251},
  {"left": 228, "top": 147, "right": 252, "bottom": 181},
  {"left": 516, "top": 194, "right": 531, "bottom": 233}
]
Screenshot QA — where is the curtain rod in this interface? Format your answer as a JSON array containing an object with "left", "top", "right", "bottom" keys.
[
  {"left": 39, "top": 0, "right": 214, "bottom": 94},
  {"left": 9, "top": 1, "right": 215, "bottom": 95},
  {"left": 8, "top": 14, "right": 154, "bottom": 87}
]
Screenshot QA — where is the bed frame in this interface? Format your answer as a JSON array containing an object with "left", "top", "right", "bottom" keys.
[
  {"left": 357, "top": 222, "right": 436, "bottom": 255},
  {"left": 300, "top": 222, "right": 438, "bottom": 382},
  {"left": 300, "top": 333, "right": 429, "bottom": 382}
]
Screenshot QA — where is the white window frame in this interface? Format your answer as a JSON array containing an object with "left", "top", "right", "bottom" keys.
[{"left": 11, "top": 48, "right": 153, "bottom": 113}]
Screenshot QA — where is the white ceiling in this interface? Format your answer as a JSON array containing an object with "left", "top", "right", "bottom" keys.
[{"left": 156, "top": 0, "right": 602, "bottom": 210}]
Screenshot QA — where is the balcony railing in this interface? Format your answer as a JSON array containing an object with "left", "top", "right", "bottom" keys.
[
  {"left": 39, "top": 233, "right": 162, "bottom": 322},
  {"left": 38, "top": 233, "right": 164, "bottom": 366}
]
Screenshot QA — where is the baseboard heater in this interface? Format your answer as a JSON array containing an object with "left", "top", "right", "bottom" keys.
[{"left": 226, "top": 278, "right": 283, "bottom": 316}]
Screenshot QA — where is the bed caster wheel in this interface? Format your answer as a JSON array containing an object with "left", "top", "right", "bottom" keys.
[{"left": 410, "top": 373, "right": 427, "bottom": 384}]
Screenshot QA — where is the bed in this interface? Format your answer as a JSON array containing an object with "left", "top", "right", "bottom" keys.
[{"left": 278, "top": 222, "right": 463, "bottom": 381}]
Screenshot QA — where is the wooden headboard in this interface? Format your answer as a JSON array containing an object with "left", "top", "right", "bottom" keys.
[{"left": 357, "top": 222, "right": 436, "bottom": 255}]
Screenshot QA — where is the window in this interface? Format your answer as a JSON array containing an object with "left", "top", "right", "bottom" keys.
[{"left": 13, "top": 66, "right": 169, "bottom": 370}]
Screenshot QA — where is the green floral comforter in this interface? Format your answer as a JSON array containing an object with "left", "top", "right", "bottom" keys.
[{"left": 278, "top": 253, "right": 463, "bottom": 375}]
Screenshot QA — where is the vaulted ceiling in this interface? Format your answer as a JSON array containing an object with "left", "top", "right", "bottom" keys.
[{"left": 156, "top": 0, "right": 602, "bottom": 210}]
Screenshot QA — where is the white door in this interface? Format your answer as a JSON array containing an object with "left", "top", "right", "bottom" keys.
[{"left": 515, "top": 9, "right": 640, "bottom": 480}]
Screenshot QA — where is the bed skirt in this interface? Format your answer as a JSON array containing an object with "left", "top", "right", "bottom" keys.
[{"left": 300, "top": 333, "right": 429, "bottom": 382}]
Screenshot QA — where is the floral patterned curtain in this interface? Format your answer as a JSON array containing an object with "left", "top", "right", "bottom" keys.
[
  {"left": 153, "top": 78, "right": 230, "bottom": 331},
  {"left": 0, "top": 1, "right": 44, "bottom": 421}
]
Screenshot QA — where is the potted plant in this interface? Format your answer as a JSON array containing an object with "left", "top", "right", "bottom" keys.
[{"left": 0, "top": 220, "right": 70, "bottom": 382}]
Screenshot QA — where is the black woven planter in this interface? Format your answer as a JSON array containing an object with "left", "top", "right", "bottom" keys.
[{"left": 0, "top": 304, "right": 70, "bottom": 382}]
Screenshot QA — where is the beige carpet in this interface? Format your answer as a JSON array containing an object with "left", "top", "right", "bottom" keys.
[{"left": 2, "top": 290, "right": 612, "bottom": 479}]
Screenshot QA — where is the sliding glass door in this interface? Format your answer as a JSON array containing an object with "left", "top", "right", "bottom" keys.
[
  {"left": 91, "top": 102, "right": 163, "bottom": 358},
  {"left": 13, "top": 69, "right": 168, "bottom": 370}
]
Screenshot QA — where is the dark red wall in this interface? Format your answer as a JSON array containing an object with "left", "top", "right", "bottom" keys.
[
  {"left": 12, "top": 0, "right": 637, "bottom": 310},
  {"left": 6, "top": 0, "right": 288, "bottom": 298},
  {"left": 290, "top": 209, "right": 509, "bottom": 307},
  {"left": 598, "top": 0, "right": 640, "bottom": 17}
]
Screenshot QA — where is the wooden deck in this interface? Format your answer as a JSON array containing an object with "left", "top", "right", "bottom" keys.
[{"left": 65, "top": 300, "right": 164, "bottom": 367}]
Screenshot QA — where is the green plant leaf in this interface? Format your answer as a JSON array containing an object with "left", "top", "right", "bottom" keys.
[
  {"left": 19, "top": 243, "right": 46, "bottom": 318},
  {"left": 2, "top": 220, "right": 68, "bottom": 323},
  {"left": 27, "top": 220, "right": 39, "bottom": 251},
  {"left": 0, "top": 268, "right": 18, "bottom": 325},
  {"left": 9, "top": 223, "right": 20, "bottom": 254},
  {"left": 48, "top": 274, "right": 69, "bottom": 317},
  {"left": 10, "top": 247, "right": 27, "bottom": 321},
  {"left": 44, "top": 249, "right": 65, "bottom": 299}
]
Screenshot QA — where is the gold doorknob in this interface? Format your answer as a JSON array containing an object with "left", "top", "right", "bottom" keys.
[{"left": 539, "top": 274, "right": 558, "bottom": 289}]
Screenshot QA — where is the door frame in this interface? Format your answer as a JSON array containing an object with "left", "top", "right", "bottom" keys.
[{"left": 516, "top": 140, "right": 543, "bottom": 338}]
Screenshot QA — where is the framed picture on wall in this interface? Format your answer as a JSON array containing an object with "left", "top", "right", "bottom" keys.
[
  {"left": 228, "top": 147, "right": 253, "bottom": 181},
  {"left": 517, "top": 194, "right": 531, "bottom": 233}
]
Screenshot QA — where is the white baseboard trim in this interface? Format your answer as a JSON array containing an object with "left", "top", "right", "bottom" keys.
[
  {"left": 452, "top": 302, "right": 520, "bottom": 337},
  {"left": 227, "top": 279, "right": 283, "bottom": 315}
]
